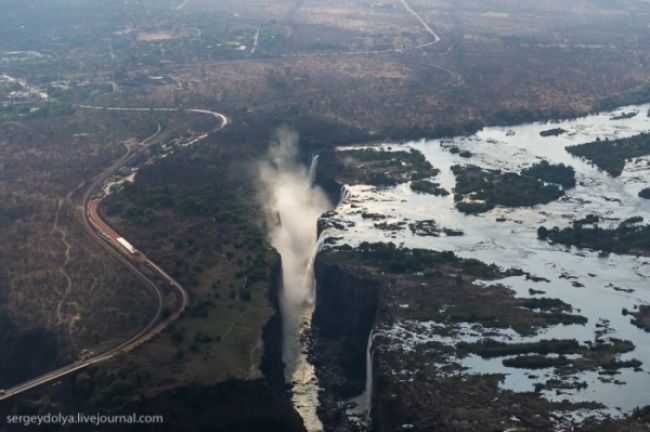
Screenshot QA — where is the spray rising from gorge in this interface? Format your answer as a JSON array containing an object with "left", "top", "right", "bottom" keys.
[{"left": 259, "top": 128, "right": 331, "bottom": 430}]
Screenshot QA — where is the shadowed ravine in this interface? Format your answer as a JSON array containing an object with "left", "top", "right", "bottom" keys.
[{"left": 259, "top": 128, "right": 332, "bottom": 431}]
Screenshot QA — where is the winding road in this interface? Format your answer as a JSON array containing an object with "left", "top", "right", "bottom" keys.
[
  {"left": 281, "top": 0, "right": 441, "bottom": 59},
  {"left": 0, "top": 106, "right": 229, "bottom": 402},
  {"left": 0, "top": 0, "right": 432, "bottom": 403}
]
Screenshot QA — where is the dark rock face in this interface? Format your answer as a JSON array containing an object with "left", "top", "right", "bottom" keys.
[
  {"left": 108, "top": 380, "right": 306, "bottom": 432},
  {"left": 261, "top": 250, "right": 288, "bottom": 398},
  {"left": 311, "top": 256, "right": 380, "bottom": 430},
  {"left": 315, "top": 170, "right": 345, "bottom": 207}
]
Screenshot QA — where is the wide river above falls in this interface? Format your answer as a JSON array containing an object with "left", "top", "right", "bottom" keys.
[{"left": 322, "top": 103, "right": 650, "bottom": 419}]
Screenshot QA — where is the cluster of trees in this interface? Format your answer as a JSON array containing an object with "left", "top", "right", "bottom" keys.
[
  {"left": 538, "top": 215, "right": 650, "bottom": 254},
  {"left": 457, "top": 338, "right": 582, "bottom": 358},
  {"left": 320, "top": 147, "right": 439, "bottom": 187},
  {"left": 566, "top": 133, "right": 650, "bottom": 176},
  {"left": 521, "top": 160, "right": 576, "bottom": 188},
  {"left": 349, "top": 242, "right": 498, "bottom": 277},
  {"left": 624, "top": 305, "right": 650, "bottom": 332},
  {"left": 410, "top": 179, "right": 449, "bottom": 196},
  {"left": 502, "top": 354, "right": 570, "bottom": 369},
  {"left": 539, "top": 128, "right": 566, "bottom": 137},
  {"left": 639, "top": 188, "right": 650, "bottom": 199},
  {"left": 106, "top": 179, "right": 259, "bottom": 228},
  {"left": 452, "top": 164, "right": 565, "bottom": 214},
  {"left": 520, "top": 297, "right": 571, "bottom": 311}
]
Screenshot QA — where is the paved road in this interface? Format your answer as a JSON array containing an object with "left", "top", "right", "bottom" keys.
[
  {"left": 0, "top": 107, "right": 229, "bottom": 402},
  {"left": 398, "top": 0, "right": 441, "bottom": 44},
  {"left": 280, "top": 0, "right": 440, "bottom": 59}
]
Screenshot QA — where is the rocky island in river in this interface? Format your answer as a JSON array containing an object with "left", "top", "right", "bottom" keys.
[{"left": 308, "top": 104, "right": 650, "bottom": 432}]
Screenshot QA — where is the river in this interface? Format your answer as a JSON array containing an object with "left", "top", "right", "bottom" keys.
[
  {"left": 259, "top": 128, "right": 331, "bottom": 431},
  {"left": 321, "top": 104, "right": 650, "bottom": 422}
]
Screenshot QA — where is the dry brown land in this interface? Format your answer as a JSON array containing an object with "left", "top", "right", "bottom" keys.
[
  {"left": 1, "top": 0, "right": 650, "bottom": 427},
  {"left": 0, "top": 110, "right": 164, "bottom": 386}
]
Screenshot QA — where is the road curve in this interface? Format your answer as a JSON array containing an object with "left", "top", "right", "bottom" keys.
[
  {"left": 280, "top": 0, "right": 440, "bottom": 59},
  {"left": 0, "top": 107, "right": 229, "bottom": 402}
]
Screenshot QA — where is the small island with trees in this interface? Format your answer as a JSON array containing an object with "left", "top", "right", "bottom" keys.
[
  {"left": 452, "top": 160, "right": 576, "bottom": 214},
  {"left": 318, "top": 147, "right": 439, "bottom": 187},
  {"left": 639, "top": 188, "right": 650, "bottom": 199},
  {"left": 566, "top": 133, "right": 650, "bottom": 176},
  {"left": 540, "top": 128, "right": 567, "bottom": 137},
  {"left": 537, "top": 215, "right": 650, "bottom": 256}
]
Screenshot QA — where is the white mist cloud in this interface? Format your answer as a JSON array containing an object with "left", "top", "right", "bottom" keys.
[
  {"left": 258, "top": 127, "right": 331, "bottom": 430},
  {"left": 259, "top": 127, "right": 330, "bottom": 311}
]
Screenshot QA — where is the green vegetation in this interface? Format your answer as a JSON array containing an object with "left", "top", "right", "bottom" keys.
[
  {"left": 99, "top": 131, "right": 278, "bottom": 389},
  {"left": 452, "top": 165, "right": 565, "bottom": 214},
  {"left": 566, "top": 133, "right": 650, "bottom": 176},
  {"left": 610, "top": 111, "right": 638, "bottom": 120},
  {"left": 540, "top": 128, "right": 566, "bottom": 137},
  {"left": 448, "top": 146, "right": 473, "bottom": 158},
  {"left": 600, "top": 358, "right": 642, "bottom": 372},
  {"left": 346, "top": 242, "right": 500, "bottom": 277},
  {"left": 319, "top": 147, "right": 439, "bottom": 187},
  {"left": 538, "top": 215, "right": 650, "bottom": 255},
  {"left": 503, "top": 354, "right": 570, "bottom": 369},
  {"left": 639, "top": 188, "right": 650, "bottom": 199},
  {"left": 587, "top": 338, "right": 635, "bottom": 354},
  {"left": 516, "top": 296, "right": 587, "bottom": 324},
  {"left": 624, "top": 305, "right": 650, "bottom": 332},
  {"left": 539, "top": 312, "right": 588, "bottom": 326},
  {"left": 455, "top": 200, "right": 495, "bottom": 214},
  {"left": 410, "top": 180, "right": 449, "bottom": 196},
  {"left": 521, "top": 160, "right": 576, "bottom": 188},
  {"left": 457, "top": 338, "right": 582, "bottom": 358},
  {"left": 461, "top": 336, "right": 640, "bottom": 374},
  {"left": 520, "top": 297, "right": 571, "bottom": 311}
]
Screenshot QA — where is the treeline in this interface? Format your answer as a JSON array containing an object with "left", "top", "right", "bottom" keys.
[
  {"left": 521, "top": 160, "right": 576, "bottom": 188},
  {"left": 339, "top": 242, "right": 500, "bottom": 277},
  {"left": 639, "top": 188, "right": 650, "bottom": 199},
  {"left": 410, "top": 179, "right": 449, "bottom": 196},
  {"left": 566, "top": 133, "right": 650, "bottom": 176},
  {"left": 101, "top": 137, "right": 271, "bottom": 296},
  {"left": 452, "top": 162, "right": 573, "bottom": 214},
  {"left": 318, "top": 147, "right": 439, "bottom": 187},
  {"left": 538, "top": 215, "right": 650, "bottom": 255}
]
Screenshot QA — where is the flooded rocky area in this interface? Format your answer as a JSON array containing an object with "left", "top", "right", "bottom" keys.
[{"left": 311, "top": 104, "right": 650, "bottom": 431}]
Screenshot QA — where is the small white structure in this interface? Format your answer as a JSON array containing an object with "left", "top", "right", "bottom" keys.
[{"left": 116, "top": 237, "right": 138, "bottom": 255}]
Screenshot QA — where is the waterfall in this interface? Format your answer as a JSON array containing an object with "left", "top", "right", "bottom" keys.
[
  {"left": 339, "top": 184, "right": 351, "bottom": 206},
  {"left": 346, "top": 330, "right": 377, "bottom": 426},
  {"left": 259, "top": 128, "right": 332, "bottom": 432},
  {"left": 305, "top": 234, "right": 327, "bottom": 300},
  {"left": 363, "top": 330, "right": 376, "bottom": 418},
  {"left": 308, "top": 154, "right": 320, "bottom": 186}
]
